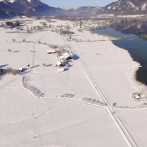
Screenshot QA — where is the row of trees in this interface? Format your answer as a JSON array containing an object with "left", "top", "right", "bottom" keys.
[{"left": 1, "top": 21, "right": 21, "bottom": 28}]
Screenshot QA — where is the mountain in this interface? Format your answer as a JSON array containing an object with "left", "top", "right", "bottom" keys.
[
  {"left": 66, "top": 6, "right": 103, "bottom": 16},
  {"left": 0, "top": 0, "right": 147, "bottom": 18},
  {"left": 104, "top": 0, "right": 147, "bottom": 15},
  {"left": 67, "top": 0, "right": 147, "bottom": 16},
  {"left": 65, "top": 0, "right": 147, "bottom": 16},
  {"left": 0, "top": 0, "right": 65, "bottom": 18}
]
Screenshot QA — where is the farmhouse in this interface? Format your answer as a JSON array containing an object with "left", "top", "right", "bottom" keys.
[
  {"left": 58, "top": 52, "right": 74, "bottom": 61},
  {"left": 56, "top": 60, "right": 65, "bottom": 67}
]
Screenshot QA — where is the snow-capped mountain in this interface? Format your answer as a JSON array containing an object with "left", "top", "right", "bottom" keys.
[
  {"left": 0, "top": 0, "right": 147, "bottom": 18},
  {"left": 0, "top": 0, "right": 32, "bottom": 4},
  {"left": 66, "top": 0, "right": 147, "bottom": 16},
  {"left": 104, "top": 0, "right": 147, "bottom": 15},
  {"left": 0, "top": 0, "right": 40, "bottom": 3},
  {"left": 65, "top": 6, "right": 103, "bottom": 16},
  {"left": 75, "top": 6, "right": 102, "bottom": 16},
  {"left": 0, "top": 0, "right": 65, "bottom": 18}
]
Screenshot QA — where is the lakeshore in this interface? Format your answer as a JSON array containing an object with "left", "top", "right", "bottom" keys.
[{"left": 94, "top": 27, "right": 147, "bottom": 85}]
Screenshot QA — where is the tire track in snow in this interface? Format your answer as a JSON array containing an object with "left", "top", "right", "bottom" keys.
[{"left": 77, "top": 52, "right": 138, "bottom": 147}]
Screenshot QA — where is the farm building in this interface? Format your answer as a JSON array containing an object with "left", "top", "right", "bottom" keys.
[
  {"left": 47, "top": 49, "right": 56, "bottom": 54},
  {"left": 58, "top": 52, "right": 74, "bottom": 61},
  {"left": 18, "top": 68, "right": 26, "bottom": 73},
  {"left": 58, "top": 67, "right": 64, "bottom": 73},
  {"left": 56, "top": 60, "right": 65, "bottom": 67},
  {"left": 132, "top": 92, "right": 147, "bottom": 101}
]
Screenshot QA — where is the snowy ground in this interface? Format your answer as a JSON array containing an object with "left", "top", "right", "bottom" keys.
[{"left": 0, "top": 18, "right": 146, "bottom": 147}]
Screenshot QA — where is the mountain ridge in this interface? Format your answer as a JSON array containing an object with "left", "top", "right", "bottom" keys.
[
  {"left": 66, "top": 0, "right": 147, "bottom": 16},
  {"left": 0, "top": 0, "right": 147, "bottom": 18},
  {"left": 0, "top": 0, "right": 65, "bottom": 18},
  {"left": 104, "top": 0, "right": 147, "bottom": 15}
]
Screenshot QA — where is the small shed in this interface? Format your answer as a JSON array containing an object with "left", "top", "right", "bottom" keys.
[
  {"left": 58, "top": 67, "right": 64, "bottom": 73},
  {"left": 47, "top": 49, "right": 56, "bottom": 54},
  {"left": 132, "top": 92, "right": 146, "bottom": 101},
  {"left": 18, "top": 68, "right": 26, "bottom": 73},
  {"left": 132, "top": 93, "right": 141, "bottom": 100}
]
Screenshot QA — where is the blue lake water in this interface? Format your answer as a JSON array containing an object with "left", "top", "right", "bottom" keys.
[{"left": 94, "top": 28, "right": 147, "bottom": 85}]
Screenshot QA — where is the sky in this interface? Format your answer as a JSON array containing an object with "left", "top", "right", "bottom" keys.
[{"left": 40, "top": 0, "right": 117, "bottom": 9}]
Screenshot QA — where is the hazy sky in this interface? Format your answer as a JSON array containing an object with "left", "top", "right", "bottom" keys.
[{"left": 40, "top": 0, "right": 117, "bottom": 9}]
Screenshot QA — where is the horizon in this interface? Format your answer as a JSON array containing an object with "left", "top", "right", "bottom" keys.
[{"left": 40, "top": 0, "right": 117, "bottom": 9}]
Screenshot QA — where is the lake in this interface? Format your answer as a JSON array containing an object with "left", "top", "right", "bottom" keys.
[{"left": 94, "top": 28, "right": 147, "bottom": 85}]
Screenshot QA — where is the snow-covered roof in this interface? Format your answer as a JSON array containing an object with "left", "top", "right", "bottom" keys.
[
  {"left": 58, "top": 52, "right": 73, "bottom": 60},
  {"left": 56, "top": 60, "right": 64, "bottom": 66},
  {"left": 47, "top": 49, "right": 56, "bottom": 53},
  {"left": 132, "top": 93, "right": 141, "bottom": 99}
]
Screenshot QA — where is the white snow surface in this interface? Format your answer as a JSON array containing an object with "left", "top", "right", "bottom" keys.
[
  {"left": 0, "top": 18, "right": 146, "bottom": 147},
  {"left": 0, "top": 0, "right": 31, "bottom": 3},
  {"left": 141, "top": 3, "right": 147, "bottom": 11}
]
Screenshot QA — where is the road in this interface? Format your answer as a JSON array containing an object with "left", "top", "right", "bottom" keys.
[{"left": 66, "top": 37, "right": 138, "bottom": 147}]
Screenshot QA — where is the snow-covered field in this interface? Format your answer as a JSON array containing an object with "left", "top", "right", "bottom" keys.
[{"left": 0, "top": 18, "right": 146, "bottom": 147}]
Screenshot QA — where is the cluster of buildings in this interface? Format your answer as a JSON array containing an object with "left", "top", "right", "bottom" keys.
[{"left": 47, "top": 49, "right": 75, "bottom": 73}]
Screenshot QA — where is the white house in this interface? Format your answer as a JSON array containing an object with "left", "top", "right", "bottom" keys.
[
  {"left": 56, "top": 60, "right": 65, "bottom": 67},
  {"left": 58, "top": 52, "right": 73, "bottom": 61}
]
